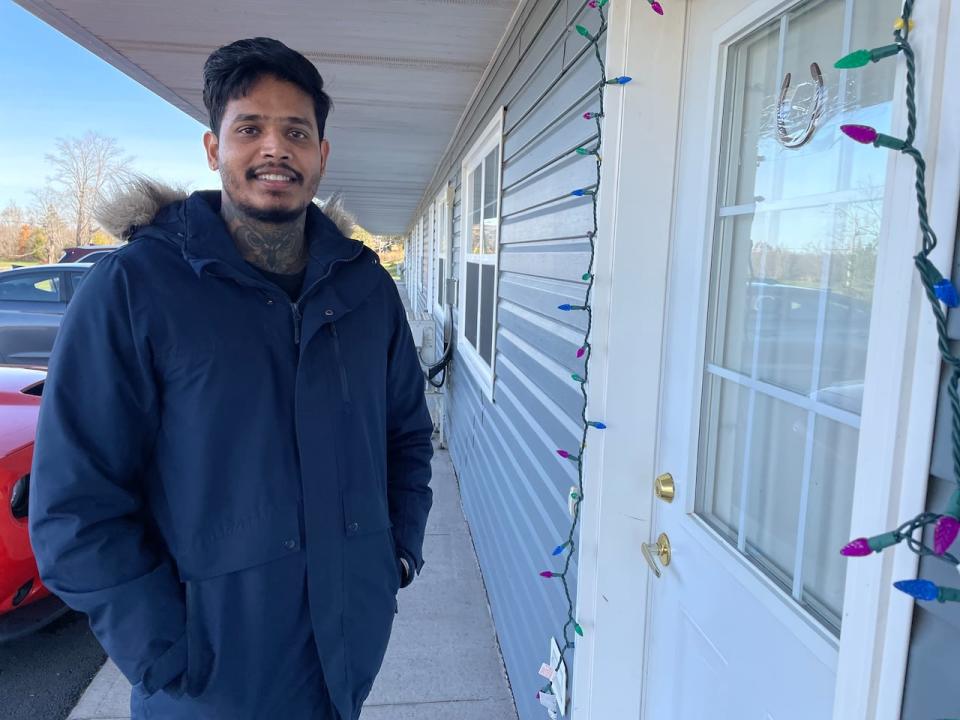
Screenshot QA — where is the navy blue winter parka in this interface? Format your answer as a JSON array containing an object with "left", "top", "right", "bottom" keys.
[{"left": 28, "top": 184, "right": 434, "bottom": 719}]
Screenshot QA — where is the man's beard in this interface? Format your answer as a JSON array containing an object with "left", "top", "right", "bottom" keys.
[
  {"left": 233, "top": 198, "right": 305, "bottom": 224},
  {"left": 220, "top": 164, "right": 316, "bottom": 224}
]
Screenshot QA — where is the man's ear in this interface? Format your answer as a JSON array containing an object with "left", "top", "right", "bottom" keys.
[
  {"left": 320, "top": 138, "right": 330, "bottom": 175},
  {"left": 203, "top": 131, "right": 220, "bottom": 171}
]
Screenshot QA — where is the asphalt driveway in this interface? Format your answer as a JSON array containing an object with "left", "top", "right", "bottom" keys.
[{"left": 0, "top": 609, "right": 106, "bottom": 720}]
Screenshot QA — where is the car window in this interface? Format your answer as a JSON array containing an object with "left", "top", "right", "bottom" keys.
[
  {"left": 0, "top": 272, "right": 63, "bottom": 302},
  {"left": 69, "top": 270, "right": 89, "bottom": 295}
]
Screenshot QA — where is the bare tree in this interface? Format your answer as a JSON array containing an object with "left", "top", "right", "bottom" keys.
[
  {"left": 45, "top": 132, "right": 133, "bottom": 247},
  {"left": 29, "top": 186, "right": 72, "bottom": 263},
  {"left": 0, "top": 201, "right": 26, "bottom": 258}
]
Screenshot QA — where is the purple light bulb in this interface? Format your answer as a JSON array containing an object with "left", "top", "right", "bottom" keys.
[
  {"left": 841, "top": 537, "right": 873, "bottom": 557},
  {"left": 557, "top": 449, "right": 570, "bottom": 459},
  {"left": 650, "top": 1, "right": 664, "bottom": 14},
  {"left": 934, "top": 515, "right": 960, "bottom": 555},
  {"left": 840, "top": 124, "right": 879, "bottom": 145}
]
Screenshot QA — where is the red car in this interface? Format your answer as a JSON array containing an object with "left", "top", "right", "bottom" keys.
[{"left": 0, "top": 365, "right": 68, "bottom": 641}]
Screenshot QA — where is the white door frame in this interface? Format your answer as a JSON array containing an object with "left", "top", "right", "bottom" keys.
[
  {"left": 569, "top": 1, "right": 686, "bottom": 718},
  {"left": 572, "top": 1, "right": 960, "bottom": 719},
  {"left": 836, "top": 2, "right": 960, "bottom": 717}
]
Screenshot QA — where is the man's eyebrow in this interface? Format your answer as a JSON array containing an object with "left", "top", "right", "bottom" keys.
[{"left": 232, "top": 113, "right": 315, "bottom": 128}]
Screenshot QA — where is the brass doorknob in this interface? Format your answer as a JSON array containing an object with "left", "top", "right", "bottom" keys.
[
  {"left": 655, "top": 473, "right": 675, "bottom": 502},
  {"left": 641, "top": 533, "right": 672, "bottom": 578}
]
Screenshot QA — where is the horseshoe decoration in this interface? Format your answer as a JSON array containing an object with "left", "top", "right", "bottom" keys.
[{"left": 776, "top": 62, "right": 826, "bottom": 149}]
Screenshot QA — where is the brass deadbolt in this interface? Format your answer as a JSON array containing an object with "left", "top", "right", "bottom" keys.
[{"left": 655, "top": 473, "right": 675, "bottom": 503}]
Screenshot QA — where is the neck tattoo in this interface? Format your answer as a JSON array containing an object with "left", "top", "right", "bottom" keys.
[{"left": 221, "top": 200, "right": 308, "bottom": 275}]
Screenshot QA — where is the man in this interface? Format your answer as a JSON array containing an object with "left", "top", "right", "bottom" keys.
[{"left": 28, "top": 37, "right": 434, "bottom": 720}]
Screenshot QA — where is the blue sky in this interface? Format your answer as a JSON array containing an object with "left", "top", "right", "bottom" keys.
[{"left": 0, "top": 0, "right": 219, "bottom": 211}]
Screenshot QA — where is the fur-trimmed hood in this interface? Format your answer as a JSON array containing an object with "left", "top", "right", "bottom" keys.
[{"left": 95, "top": 176, "right": 357, "bottom": 242}]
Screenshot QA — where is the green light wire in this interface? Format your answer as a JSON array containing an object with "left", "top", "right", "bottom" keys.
[
  {"left": 889, "top": 0, "right": 960, "bottom": 569},
  {"left": 540, "top": 1, "right": 609, "bottom": 701}
]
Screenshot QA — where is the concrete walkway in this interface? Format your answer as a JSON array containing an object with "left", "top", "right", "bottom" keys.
[{"left": 67, "top": 444, "right": 518, "bottom": 720}]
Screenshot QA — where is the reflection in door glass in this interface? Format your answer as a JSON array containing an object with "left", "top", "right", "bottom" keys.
[{"left": 696, "top": 0, "right": 901, "bottom": 633}]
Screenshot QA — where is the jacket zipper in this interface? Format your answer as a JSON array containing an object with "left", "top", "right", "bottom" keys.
[
  {"left": 329, "top": 322, "right": 351, "bottom": 404},
  {"left": 203, "top": 242, "right": 366, "bottom": 349},
  {"left": 290, "top": 302, "right": 302, "bottom": 345}
]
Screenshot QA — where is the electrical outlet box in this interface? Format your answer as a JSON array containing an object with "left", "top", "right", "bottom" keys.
[
  {"left": 550, "top": 637, "right": 568, "bottom": 717},
  {"left": 445, "top": 278, "right": 458, "bottom": 308}
]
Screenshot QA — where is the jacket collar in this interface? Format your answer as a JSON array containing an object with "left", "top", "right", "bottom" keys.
[{"left": 180, "top": 190, "right": 364, "bottom": 291}]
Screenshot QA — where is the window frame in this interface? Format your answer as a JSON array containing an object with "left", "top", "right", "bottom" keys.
[
  {"left": 457, "top": 107, "right": 505, "bottom": 399},
  {"left": 420, "top": 207, "right": 431, "bottom": 314},
  {"left": 432, "top": 185, "right": 451, "bottom": 318}
]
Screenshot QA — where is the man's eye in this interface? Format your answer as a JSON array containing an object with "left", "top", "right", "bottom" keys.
[
  {"left": 238, "top": 127, "right": 258, "bottom": 135},
  {"left": 290, "top": 130, "right": 307, "bottom": 139}
]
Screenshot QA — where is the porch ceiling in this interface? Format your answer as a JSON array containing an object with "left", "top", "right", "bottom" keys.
[{"left": 15, "top": 0, "right": 520, "bottom": 235}]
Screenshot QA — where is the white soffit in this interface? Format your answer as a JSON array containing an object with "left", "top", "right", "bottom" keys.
[{"left": 14, "top": 0, "right": 521, "bottom": 234}]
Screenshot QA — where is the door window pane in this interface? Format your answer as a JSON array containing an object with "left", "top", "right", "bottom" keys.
[
  {"left": 802, "top": 417, "right": 858, "bottom": 629},
  {"left": 742, "top": 394, "right": 807, "bottom": 584},
  {"left": 697, "top": 0, "right": 901, "bottom": 633}
]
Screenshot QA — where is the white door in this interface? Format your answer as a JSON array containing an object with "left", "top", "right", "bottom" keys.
[{"left": 643, "top": 0, "right": 902, "bottom": 717}]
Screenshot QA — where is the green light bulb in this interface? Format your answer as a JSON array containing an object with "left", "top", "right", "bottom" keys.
[
  {"left": 835, "top": 44, "right": 901, "bottom": 69},
  {"left": 575, "top": 25, "right": 591, "bottom": 39},
  {"left": 835, "top": 49, "right": 872, "bottom": 69}
]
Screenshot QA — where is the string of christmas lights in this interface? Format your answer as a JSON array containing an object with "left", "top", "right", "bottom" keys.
[
  {"left": 534, "top": 0, "right": 651, "bottom": 715},
  {"left": 838, "top": 0, "right": 960, "bottom": 604}
]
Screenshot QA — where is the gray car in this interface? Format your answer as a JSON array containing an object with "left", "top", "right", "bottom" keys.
[{"left": 0, "top": 263, "right": 92, "bottom": 366}]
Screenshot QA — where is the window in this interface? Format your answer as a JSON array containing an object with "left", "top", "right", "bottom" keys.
[
  {"left": 695, "top": 0, "right": 901, "bottom": 633},
  {"left": 433, "top": 186, "right": 451, "bottom": 315},
  {"left": 0, "top": 272, "right": 63, "bottom": 302},
  {"left": 68, "top": 269, "right": 90, "bottom": 296},
  {"left": 459, "top": 108, "right": 504, "bottom": 392}
]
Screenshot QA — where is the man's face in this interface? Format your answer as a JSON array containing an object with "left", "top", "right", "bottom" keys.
[{"left": 203, "top": 74, "right": 329, "bottom": 223}]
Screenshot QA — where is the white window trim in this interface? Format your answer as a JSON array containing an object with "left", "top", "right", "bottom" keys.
[
  {"left": 421, "top": 208, "right": 431, "bottom": 314},
  {"left": 414, "top": 216, "right": 424, "bottom": 313},
  {"left": 458, "top": 107, "right": 505, "bottom": 401},
  {"left": 433, "top": 186, "right": 451, "bottom": 318}
]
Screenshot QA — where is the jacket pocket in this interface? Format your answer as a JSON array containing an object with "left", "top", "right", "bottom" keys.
[
  {"left": 386, "top": 531, "right": 401, "bottom": 592},
  {"left": 177, "top": 501, "right": 302, "bottom": 582}
]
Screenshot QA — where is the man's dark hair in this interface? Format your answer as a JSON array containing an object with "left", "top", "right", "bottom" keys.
[{"left": 202, "top": 37, "right": 333, "bottom": 141}]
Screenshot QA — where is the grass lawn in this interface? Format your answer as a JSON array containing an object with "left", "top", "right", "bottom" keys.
[{"left": 0, "top": 259, "right": 42, "bottom": 272}]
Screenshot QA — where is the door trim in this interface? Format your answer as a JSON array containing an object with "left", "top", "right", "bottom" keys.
[
  {"left": 570, "top": 1, "right": 688, "bottom": 717},
  {"left": 836, "top": 2, "right": 960, "bottom": 718}
]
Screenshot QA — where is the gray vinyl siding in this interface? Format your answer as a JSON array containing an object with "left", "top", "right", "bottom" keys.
[
  {"left": 413, "top": 1, "right": 600, "bottom": 717},
  {"left": 901, "top": 211, "right": 960, "bottom": 719}
]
